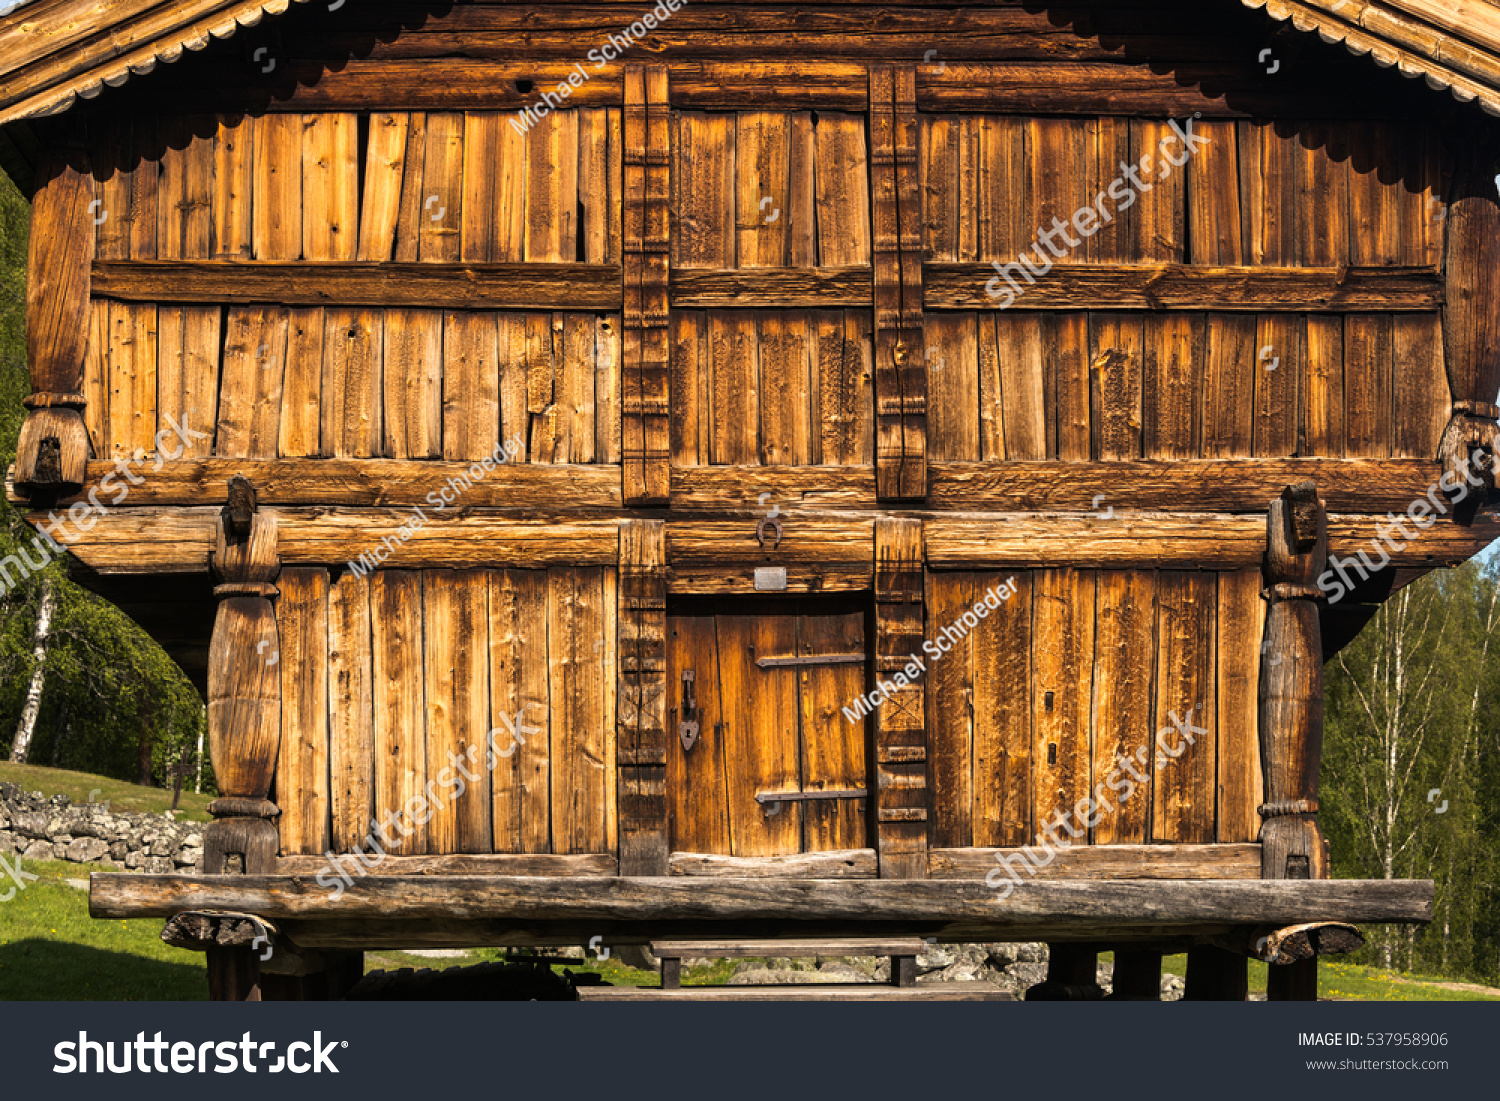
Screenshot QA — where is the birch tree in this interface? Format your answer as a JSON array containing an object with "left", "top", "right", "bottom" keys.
[{"left": 9, "top": 574, "right": 53, "bottom": 763}]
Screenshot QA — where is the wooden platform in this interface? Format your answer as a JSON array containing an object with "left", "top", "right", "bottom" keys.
[
  {"left": 650, "top": 937, "right": 928, "bottom": 989},
  {"left": 577, "top": 982, "right": 1013, "bottom": 1002}
]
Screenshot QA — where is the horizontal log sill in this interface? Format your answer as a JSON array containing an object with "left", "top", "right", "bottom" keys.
[
  {"left": 90, "top": 875, "right": 1434, "bottom": 930},
  {"left": 89, "top": 262, "right": 1441, "bottom": 312}
]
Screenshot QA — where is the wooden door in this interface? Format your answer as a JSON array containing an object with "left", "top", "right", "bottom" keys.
[{"left": 666, "top": 596, "right": 870, "bottom": 857}]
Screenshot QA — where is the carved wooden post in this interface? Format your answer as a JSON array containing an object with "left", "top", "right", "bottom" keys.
[
  {"left": 870, "top": 64, "right": 926, "bottom": 500},
  {"left": 618, "top": 520, "right": 668, "bottom": 875},
  {"left": 203, "top": 477, "right": 282, "bottom": 1000},
  {"left": 15, "top": 140, "right": 94, "bottom": 500},
  {"left": 873, "top": 518, "right": 928, "bottom": 878},
  {"left": 1439, "top": 136, "right": 1500, "bottom": 500},
  {"left": 1259, "top": 481, "right": 1327, "bottom": 1002}
]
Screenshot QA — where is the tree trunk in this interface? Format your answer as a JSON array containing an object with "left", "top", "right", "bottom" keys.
[{"left": 10, "top": 576, "right": 55, "bottom": 764}]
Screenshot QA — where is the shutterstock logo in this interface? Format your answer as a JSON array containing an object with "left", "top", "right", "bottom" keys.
[{"left": 54, "top": 1032, "right": 345, "bottom": 1074}]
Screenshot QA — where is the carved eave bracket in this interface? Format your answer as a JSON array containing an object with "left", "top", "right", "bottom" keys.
[{"left": 1438, "top": 401, "right": 1500, "bottom": 503}]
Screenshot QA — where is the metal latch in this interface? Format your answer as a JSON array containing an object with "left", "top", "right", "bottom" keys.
[
  {"left": 755, "top": 789, "right": 868, "bottom": 817},
  {"left": 678, "top": 670, "right": 699, "bottom": 751}
]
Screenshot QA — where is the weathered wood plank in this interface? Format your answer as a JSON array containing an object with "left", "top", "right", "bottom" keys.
[
  {"left": 371, "top": 571, "right": 428, "bottom": 856},
  {"left": 489, "top": 569, "right": 552, "bottom": 855},
  {"left": 275, "top": 568, "right": 330, "bottom": 856},
  {"left": 91, "top": 875, "right": 1437, "bottom": 928},
  {"left": 327, "top": 569, "right": 374, "bottom": 854},
  {"left": 216, "top": 306, "right": 286, "bottom": 460},
  {"left": 1151, "top": 572, "right": 1216, "bottom": 845},
  {"left": 1031, "top": 569, "right": 1096, "bottom": 845},
  {"left": 276, "top": 854, "right": 616, "bottom": 876},
  {"left": 92, "top": 261, "right": 625, "bottom": 310},
  {"left": 321, "top": 308, "right": 383, "bottom": 459},
  {"left": 1090, "top": 571, "right": 1156, "bottom": 845},
  {"left": 156, "top": 305, "right": 220, "bottom": 460},
  {"left": 252, "top": 114, "right": 301, "bottom": 261},
  {"left": 1217, "top": 568, "right": 1264, "bottom": 844},
  {"left": 357, "top": 113, "right": 410, "bottom": 263},
  {"left": 930, "top": 844, "right": 1262, "bottom": 880},
  {"left": 549, "top": 568, "right": 610, "bottom": 854},
  {"left": 925, "top": 572, "right": 973, "bottom": 848},
  {"left": 302, "top": 113, "right": 359, "bottom": 262},
  {"left": 278, "top": 308, "right": 325, "bottom": 459},
  {"left": 423, "top": 570, "right": 492, "bottom": 854},
  {"left": 925, "top": 264, "right": 1441, "bottom": 310},
  {"left": 382, "top": 308, "right": 442, "bottom": 460}
]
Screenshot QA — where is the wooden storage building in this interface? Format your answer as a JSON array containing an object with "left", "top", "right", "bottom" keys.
[{"left": 3, "top": 0, "right": 1499, "bottom": 1000}]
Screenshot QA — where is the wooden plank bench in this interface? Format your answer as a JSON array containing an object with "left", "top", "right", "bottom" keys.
[{"left": 650, "top": 938, "right": 929, "bottom": 989}]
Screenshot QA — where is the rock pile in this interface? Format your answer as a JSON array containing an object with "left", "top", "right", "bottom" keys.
[
  {"left": 727, "top": 942, "right": 1188, "bottom": 1000},
  {"left": 0, "top": 783, "right": 203, "bottom": 874}
]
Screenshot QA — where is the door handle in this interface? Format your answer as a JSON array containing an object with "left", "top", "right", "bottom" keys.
[{"left": 679, "top": 669, "right": 700, "bottom": 751}]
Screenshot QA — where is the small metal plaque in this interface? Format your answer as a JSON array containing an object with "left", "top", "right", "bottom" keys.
[{"left": 754, "top": 566, "right": 787, "bottom": 592}]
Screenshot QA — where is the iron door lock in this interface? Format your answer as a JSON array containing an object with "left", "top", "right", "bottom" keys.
[{"left": 679, "top": 669, "right": 700, "bottom": 751}]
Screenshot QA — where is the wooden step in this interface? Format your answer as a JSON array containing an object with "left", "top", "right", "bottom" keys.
[
  {"left": 649, "top": 938, "right": 926, "bottom": 960},
  {"left": 577, "top": 982, "right": 1012, "bottom": 1002}
]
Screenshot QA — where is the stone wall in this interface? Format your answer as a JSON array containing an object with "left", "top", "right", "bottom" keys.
[{"left": 0, "top": 782, "right": 203, "bottom": 873}]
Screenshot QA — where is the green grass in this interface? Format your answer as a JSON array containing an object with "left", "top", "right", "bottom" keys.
[
  {"left": 1135, "top": 953, "right": 1500, "bottom": 1002},
  {"left": 0, "top": 762, "right": 212, "bottom": 822},
  {"left": 0, "top": 859, "right": 207, "bottom": 1000}
]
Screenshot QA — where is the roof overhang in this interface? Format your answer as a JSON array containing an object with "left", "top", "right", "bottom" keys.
[{"left": 1244, "top": 0, "right": 1500, "bottom": 114}]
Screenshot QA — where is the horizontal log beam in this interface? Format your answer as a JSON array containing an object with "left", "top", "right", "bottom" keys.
[
  {"left": 18, "top": 502, "right": 1500, "bottom": 575},
  {"left": 276, "top": 853, "right": 617, "bottom": 877},
  {"left": 90, "top": 875, "right": 1434, "bottom": 928},
  {"left": 671, "top": 267, "right": 872, "bottom": 307},
  {"left": 929, "top": 459, "right": 1450, "bottom": 513},
  {"left": 16, "top": 459, "right": 1451, "bottom": 516},
  {"left": 91, "top": 261, "right": 623, "bottom": 311},
  {"left": 86, "top": 263, "right": 1441, "bottom": 313},
  {"left": 928, "top": 844, "right": 1260, "bottom": 880},
  {"left": 925, "top": 264, "right": 1442, "bottom": 311},
  {"left": 916, "top": 63, "right": 1425, "bottom": 117},
  {"left": 53, "top": 461, "right": 622, "bottom": 510},
  {"left": 668, "top": 850, "right": 879, "bottom": 878}
]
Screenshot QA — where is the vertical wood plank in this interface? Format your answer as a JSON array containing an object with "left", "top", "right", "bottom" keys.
[
  {"left": 527, "top": 110, "right": 579, "bottom": 263},
  {"left": 157, "top": 305, "right": 221, "bottom": 459},
  {"left": 719, "top": 612, "right": 803, "bottom": 858},
  {"left": 106, "top": 303, "right": 158, "bottom": 459},
  {"left": 489, "top": 569, "right": 552, "bottom": 855},
  {"left": 276, "top": 568, "right": 330, "bottom": 856},
  {"left": 549, "top": 568, "right": 609, "bottom": 854},
  {"left": 1240, "top": 120, "right": 1297, "bottom": 267},
  {"left": 973, "top": 570, "right": 1031, "bottom": 847},
  {"left": 216, "top": 307, "right": 286, "bottom": 460},
  {"left": 1254, "top": 314, "right": 1302, "bottom": 457},
  {"left": 708, "top": 311, "right": 759, "bottom": 465},
  {"left": 996, "top": 313, "right": 1046, "bottom": 460},
  {"left": 665, "top": 610, "right": 730, "bottom": 853},
  {"left": 925, "top": 312, "right": 980, "bottom": 462},
  {"left": 442, "top": 311, "right": 501, "bottom": 461},
  {"left": 328, "top": 570, "right": 374, "bottom": 853},
  {"left": 1217, "top": 568, "right": 1264, "bottom": 844},
  {"left": 815, "top": 310, "right": 874, "bottom": 466},
  {"left": 1128, "top": 119, "right": 1185, "bottom": 262},
  {"left": 1143, "top": 313, "right": 1203, "bottom": 460},
  {"left": 1032, "top": 569, "right": 1096, "bottom": 846},
  {"left": 212, "top": 114, "right": 254, "bottom": 260},
  {"left": 672, "top": 113, "right": 735, "bottom": 267},
  {"left": 1089, "top": 314, "right": 1144, "bottom": 461},
  {"left": 322, "top": 308, "right": 383, "bottom": 458},
  {"left": 1344, "top": 314, "right": 1394, "bottom": 457},
  {"left": 925, "top": 572, "right": 973, "bottom": 848},
  {"left": 1188, "top": 120, "right": 1242, "bottom": 265},
  {"left": 1303, "top": 315, "right": 1345, "bottom": 457},
  {"left": 83, "top": 301, "right": 109, "bottom": 457},
  {"left": 1296, "top": 121, "right": 1349, "bottom": 268},
  {"left": 371, "top": 570, "right": 426, "bottom": 856},
  {"left": 357, "top": 112, "right": 410, "bottom": 262},
  {"left": 1047, "top": 313, "right": 1091, "bottom": 461},
  {"left": 1201, "top": 314, "right": 1257, "bottom": 458},
  {"left": 252, "top": 114, "right": 301, "bottom": 260},
  {"left": 382, "top": 308, "right": 442, "bottom": 460},
  {"left": 578, "top": 108, "right": 620, "bottom": 265},
  {"left": 423, "top": 570, "right": 492, "bottom": 855},
  {"left": 817, "top": 113, "right": 871, "bottom": 266},
  {"left": 1091, "top": 571, "right": 1156, "bottom": 845},
  {"left": 1392, "top": 314, "right": 1450, "bottom": 459},
  {"left": 392, "top": 112, "right": 427, "bottom": 263},
  {"left": 595, "top": 313, "right": 620, "bottom": 465},
  {"left": 302, "top": 113, "right": 359, "bottom": 261},
  {"left": 461, "top": 112, "right": 500, "bottom": 263},
  {"left": 419, "top": 112, "right": 464, "bottom": 263},
  {"left": 1151, "top": 572, "right": 1217, "bottom": 845},
  {"left": 278, "top": 307, "right": 324, "bottom": 458},
  {"left": 798, "top": 603, "right": 868, "bottom": 852},
  {"left": 157, "top": 116, "right": 214, "bottom": 260},
  {"left": 556, "top": 311, "right": 598, "bottom": 463},
  {"left": 736, "top": 111, "right": 790, "bottom": 268},
  {"left": 757, "top": 310, "right": 813, "bottom": 465}
]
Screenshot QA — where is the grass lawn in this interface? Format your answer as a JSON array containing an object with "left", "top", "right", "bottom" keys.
[{"left": 0, "top": 762, "right": 212, "bottom": 822}]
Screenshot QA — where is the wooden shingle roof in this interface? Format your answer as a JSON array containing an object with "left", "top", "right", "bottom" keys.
[
  {"left": 1244, "top": 0, "right": 1500, "bottom": 113},
  {"left": 0, "top": 0, "right": 314, "bottom": 128}
]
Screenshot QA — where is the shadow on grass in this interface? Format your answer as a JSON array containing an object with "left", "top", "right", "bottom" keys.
[{"left": 0, "top": 938, "right": 206, "bottom": 1001}]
